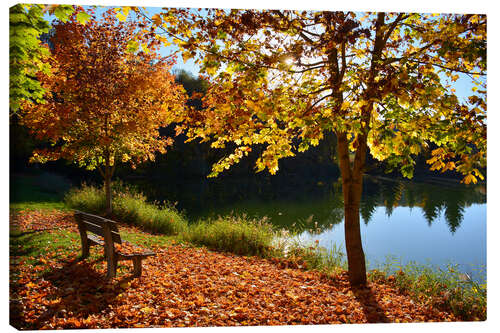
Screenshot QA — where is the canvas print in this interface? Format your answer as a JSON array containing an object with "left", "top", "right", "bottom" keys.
[{"left": 9, "top": 1, "right": 487, "bottom": 329}]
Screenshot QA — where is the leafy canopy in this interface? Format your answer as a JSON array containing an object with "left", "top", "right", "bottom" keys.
[
  {"left": 21, "top": 8, "right": 187, "bottom": 172},
  {"left": 140, "top": 9, "right": 486, "bottom": 183}
]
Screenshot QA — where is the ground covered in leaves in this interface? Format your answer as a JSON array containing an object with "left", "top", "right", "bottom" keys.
[{"left": 10, "top": 209, "right": 457, "bottom": 329}]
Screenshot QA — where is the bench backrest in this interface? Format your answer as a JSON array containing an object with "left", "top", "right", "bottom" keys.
[{"left": 74, "top": 211, "right": 122, "bottom": 244}]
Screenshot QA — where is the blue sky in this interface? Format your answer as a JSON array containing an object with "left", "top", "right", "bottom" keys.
[
  {"left": 73, "top": 5, "right": 201, "bottom": 75},
  {"left": 64, "top": 4, "right": 480, "bottom": 104}
]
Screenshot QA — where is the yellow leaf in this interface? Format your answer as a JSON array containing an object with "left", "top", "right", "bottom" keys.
[
  {"left": 120, "top": 281, "right": 131, "bottom": 289},
  {"left": 473, "top": 169, "right": 485, "bottom": 180},
  {"left": 140, "top": 306, "right": 154, "bottom": 314},
  {"left": 205, "top": 66, "right": 218, "bottom": 76},
  {"left": 116, "top": 13, "right": 127, "bottom": 22},
  {"left": 182, "top": 51, "right": 191, "bottom": 63},
  {"left": 122, "top": 6, "right": 130, "bottom": 17},
  {"left": 463, "top": 174, "right": 477, "bottom": 185}
]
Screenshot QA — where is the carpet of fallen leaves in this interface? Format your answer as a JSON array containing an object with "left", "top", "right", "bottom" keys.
[
  {"left": 10, "top": 209, "right": 457, "bottom": 329},
  {"left": 10, "top": 209, "right": 77, "bottom": 232}
]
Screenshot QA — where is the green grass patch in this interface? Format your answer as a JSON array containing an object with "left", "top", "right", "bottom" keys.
[
  {"left": 63, "top": 184, "right": 106, "bottom": 213},
  {"left": 272, "top": 231, "right": 346, "bottom": 274},
  {"left": 182, "top": 214, "right": 276, "bottom": 257},
  {"left": 369, "top": 257, "right": 486, "bottom": 321},
  {"left": 119, "top": 229, "right": 177, "bottom": 249},
  {"left": 10, "top": 228, "right": 78, "bottom": 262},
  {"left": 288, "top": 241, "right": 346, "bottom": 274},
  {"left": 10, "top": 202, "right": 68, "bottom": 211},
  {"left": 9, "top": 228, "right": 80, "bottom": 280}
]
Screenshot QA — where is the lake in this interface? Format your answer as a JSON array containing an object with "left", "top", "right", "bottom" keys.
[{"left": 132, "top": 175, "right": 486, "bottom": 280}]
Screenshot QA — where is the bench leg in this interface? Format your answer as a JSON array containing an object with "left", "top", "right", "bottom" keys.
[
  {"left": 80, "top": 245, "right": 90, "bottom": 260},
  {"left": 77, "top": 221, "right": 90, "bottom": 260},
  {"left": 78, "top": 237, "right": 90, "bottom": 260},
  {"left": 105, "top": 257, "right": 117, "bottom": 279},
  {"left": 132, "top": 257, "right": 143, "bottom": 277}
]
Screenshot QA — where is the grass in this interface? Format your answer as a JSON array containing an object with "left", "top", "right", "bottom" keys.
[
  {"left": 183, "top": 214, "right": 276, "bottom": 257},
  {"left": 10, "top": 228, "right": 78, "bottom": 265},
  {"left": 64, "top": 184, "right": 277, "bottom": 257},
  {"left": 9, "top": 227, "right": 81, "bottom": 283},
  {"left": 10, "top": 202, "right": 67, "bottom": 210},
  {"left": 64, "top": 183, "right": 189, "bottom": 236},
  {"left": 369, "top": 257, "right": 487, "bottom": 321},
  {"left": 287, "top": 240, "right": 346, "bottom": 274},
  {"left": 63, "top": 183, "right": 106, "bottom": 213}
]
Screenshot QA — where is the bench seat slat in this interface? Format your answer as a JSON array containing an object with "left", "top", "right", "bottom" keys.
[
  {"left": 88, "top": 234, "right": 104, "bottom": 246},
  {"left": 81, "top": 221, "right": 122, "bottom": 243},
  {"left": 82, "top": 220, "right": 104, "bottom": 236},
  {"left": 116, "top": 251, "right": 156, "bottom": 259},
  {"left": 82, "top": 217, "right": 119, "bottom": 233},
  {"left": 76, "top": 211, "right": 119, "bottom": 227},
  {"left": 83, "top": 216, "right": 120, "bottom": 232}
]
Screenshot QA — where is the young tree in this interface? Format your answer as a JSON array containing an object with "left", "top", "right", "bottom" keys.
[
  {"left": 21, "top": 9, "right": 187, "bottom": 215},
  {"left": 139, "top": 9, "right": 486, "bottom": 285}
]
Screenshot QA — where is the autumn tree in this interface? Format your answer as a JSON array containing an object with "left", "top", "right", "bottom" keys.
[
  {"left": 133, "top": 8, "right": 486, "bottom": 285},
  {"left": 21, "top": 8, "right": 187, "bottom": 215}
]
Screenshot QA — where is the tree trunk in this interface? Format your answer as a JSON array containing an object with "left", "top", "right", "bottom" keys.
[
  {"left": 342, "top": 178, "right": 366, "bottom": 286},
  {"left": 336, "top": 132, "right": 367, "bottom": 286},
  {"left": 105, "top": 169, "right": 112, "bottom": 216},
  {"left": 104, "top": 151, "right": 112, "bottom": 216}
]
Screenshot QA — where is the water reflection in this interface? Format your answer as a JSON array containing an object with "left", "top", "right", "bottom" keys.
[
  {"left": 131, "top": 175, "right": 486, "bottom": 235},
  {"left": 360, "top": 177, "right": 485, "bottom": 234}
]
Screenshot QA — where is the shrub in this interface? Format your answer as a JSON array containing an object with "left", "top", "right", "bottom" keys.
[
  {"left": 183, "top": 214, "right": 275, "bottom": 257},
  {"left": 64, "top": 183, "right": 187, "bottom": 235},
  {"left": 113, "top": 193, "right": 187, "bottom": 235},
  {"left": 64, "top": 184, "right": 106, "bottom": 213}
]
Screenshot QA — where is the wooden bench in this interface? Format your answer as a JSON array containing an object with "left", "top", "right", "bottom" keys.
[{"left": 74, "top": 210, "right": 155, "bottom": 278}]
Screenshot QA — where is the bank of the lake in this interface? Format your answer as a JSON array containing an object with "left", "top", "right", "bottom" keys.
[
  {"left": 10, "top": 208, "right": 484, "bottom": 327},
  {"left": 10, "top": 174, "right": 487, "bottom": 321}
]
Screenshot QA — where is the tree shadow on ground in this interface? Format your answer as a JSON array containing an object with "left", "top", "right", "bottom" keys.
[{"left": 351, "top": 285, "right": 390, "bottom": 323}]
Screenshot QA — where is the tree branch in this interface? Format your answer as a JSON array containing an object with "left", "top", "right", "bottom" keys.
[
  {"left": 406, "top": 59, "right": 486, "bottom": 76},
  {"left": 310, "top": 93, "right": 332, "bottom": 108},
  {"left": 97, "top": 165, "right": 105, "bottom": 178},
  {"left": 382, "top": 13, "right": 408, "bottom": 46}
]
